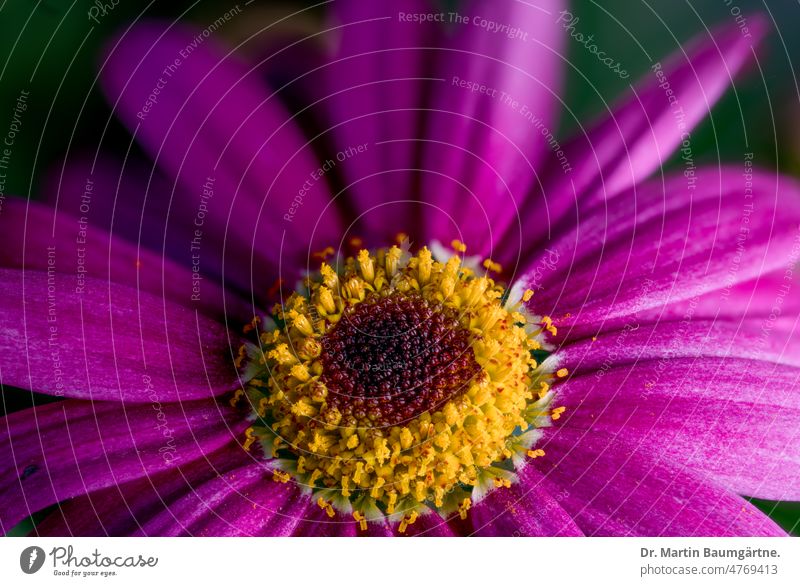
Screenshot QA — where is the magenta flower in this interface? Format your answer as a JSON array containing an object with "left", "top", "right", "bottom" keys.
[{"left": 2, "top": 1, "right": 799, "bottom": 537}]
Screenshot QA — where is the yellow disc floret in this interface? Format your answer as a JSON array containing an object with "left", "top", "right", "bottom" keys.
[{"left": 240, "top": 245, "right": 563, "bottom": 522}]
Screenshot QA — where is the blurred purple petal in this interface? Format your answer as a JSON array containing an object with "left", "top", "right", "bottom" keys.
[
  {"left": 320, "top": 0, "right": 439, "bottom": 244},
  {"left": 510, "top": 16, "right": 768, "bottom": 260},
  {"left": 100, "top": 21, "right": 343, "bottom": 284}
]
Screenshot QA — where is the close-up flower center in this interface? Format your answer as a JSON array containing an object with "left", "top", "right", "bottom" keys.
[
  {"left": 320, "top": 294, "right": 480, "bottom": 428},
  {"left": 237, "top": 243, "right": 566, "bottom": 529}
]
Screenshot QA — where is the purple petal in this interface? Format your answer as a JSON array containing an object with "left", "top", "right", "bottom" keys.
[
  {"left": 320, "top": 0, "right": 439, "bottom": 244},
  {"left": 100, "top": 21, "right": 343, "bottom": 285},
  {"left": 33, "top": 442, "right": 251, "bottom": 536},
  {"left": 0, "top": 268, "right": 239, "bottom": 402},
  {"left": 398, "top": 510, "right": 456, "bottom": 537},
  {"left": 0, "top": 399, "right": 246, "bottom": 533},
  {"left": 561, "top": 319, "right": 800, "bottom": 370},
  {"left": 138, "top": 470, "right": 366, "bottom": 536},
  {"left": 553, "top": 356, "right": 800, "bottom": 501},
  {"left": 517, "top": 168, "right": 800, "bottom": 339},
  {"left": 668, "top": 270, "right": 800, "bottom": 323},
  {"left": 533, "top": 427, "right": 786, "bottom": 536},
  {"left": 420, "top": 0, "right": 564, "bottom": 263},
  {"left": 137, "top": 461, "right": 274, "bottom": 536},
  {"left": 509, "top": 16, "right": 768, "bottom": 259},
  {"left": 458, "top": 467, "right": 583, "bottom": 536},
  {"left": 0, "top": 198, "right": 252, "bottom": 321},
  {"left": 290, "top": 507, "right": 359, "bottom": 537}
]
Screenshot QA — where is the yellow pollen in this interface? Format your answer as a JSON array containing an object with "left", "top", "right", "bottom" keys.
[
  {"left": 551, "top": 406, "right": 566, "bottom": 420},
  {"left": 316, "top": 497, "right": 337, "bottom": 518},
  {"left": 257, "top": 397, "right": 269, "bottom": 417},
  {"left": 384, "top": 245, "right": 402, "bottom": 278},
  {"left": 450, "top": 239, "right": 467, "bottom": 253},
  {"left": 482, "top": 258, "right": 502, "bottom": 273},
  {"left": 522, "top": 289, "right": 535, "bottom": 302},
  {"left": 242, "top": 427, "right": 257, "bottom": 451},
  {"left": 234, "top": 345, "right": 248, "bottom": 369},
  {"left": 527, "top": 449, "right": 546, "bottom": 458},
  {"left": 556, "top": 368, "right": 569, "bottom": 378},
  {"left": 386, "top": 492, "right": 398, "bottom": 514},
  {"left": 317, "top": 287, "right": 337, "bottom": 314},
  {"left": 242, "top": 315, "right": 261, "bottom": 334},
  {"left": 353, "top": 511, "right": 368, "bottom": 531},
  {"left": 538, "top": 382, "right": 550, "bottom": 399},
  {"left": 398, "top": 510, "right": 420, "bottom": 534},
  {"left": 357, "top": 249, "right": 375, "bottom": 282},
  {"left": 229, "top": 388, "right": 244, "bottom": 407},
  {"left": 272, "top": 470, "right": 291, "bottom": 483},
  {"left": 458, "top": 497, "right": 472, "bottom": 520},
  {"left": 417, "top": 246, "right": 433, "bottom": 284},
  {"left": 312, "top": 246, "right": 335, "bottom": 261},
  {"left": 541, "top": 315, "right": 557, "bottom": 336}
]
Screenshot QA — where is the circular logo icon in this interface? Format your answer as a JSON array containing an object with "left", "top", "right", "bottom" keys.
[{"left": 20, "top": 546, "right": 46, "bottom": 574}]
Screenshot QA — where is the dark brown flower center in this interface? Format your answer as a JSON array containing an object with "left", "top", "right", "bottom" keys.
[{"left": 320, "top": 294, "right": 480, "bottom": 427}]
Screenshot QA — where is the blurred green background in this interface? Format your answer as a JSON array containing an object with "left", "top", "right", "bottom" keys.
[{"left": 0, "top": 0, "right": 798, "bottom": 535}]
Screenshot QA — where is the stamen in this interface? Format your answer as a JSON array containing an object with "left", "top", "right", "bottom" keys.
[
  {"left": 450, "top": 239, "right": 467, "bottom": 253},
  {"left": 482, "top": 258, "right": 502, "bottom": 273}
]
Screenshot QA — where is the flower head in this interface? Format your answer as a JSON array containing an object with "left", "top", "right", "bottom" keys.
[{"left": 242, "top": 246, "right": 560, "bottom": 527}]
